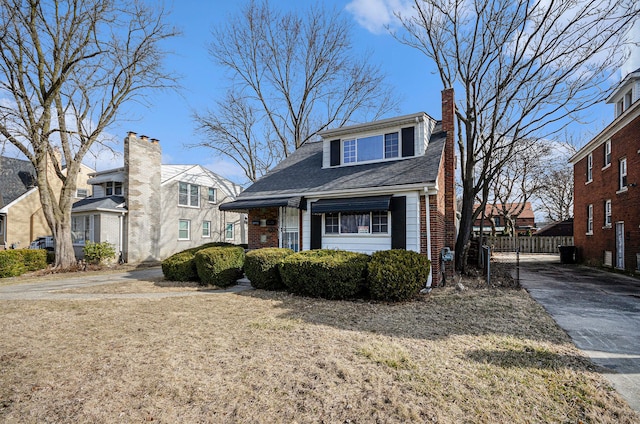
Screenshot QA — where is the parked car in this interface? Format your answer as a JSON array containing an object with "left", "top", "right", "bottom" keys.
[{"left": 29, "top": 236, "right": 55, "bottom": 251}]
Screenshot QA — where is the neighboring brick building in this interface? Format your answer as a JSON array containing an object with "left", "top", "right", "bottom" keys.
[
  {"left": 570, "top": 68, "right": 640, "bottom": 273},
  {"left": 221, "top": 89, "right": 458, "bottom": 287},
  {"left": 472, "top": 202, "right": 536, "bottom": 236}
]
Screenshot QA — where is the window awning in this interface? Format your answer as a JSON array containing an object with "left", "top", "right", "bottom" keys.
[
  {"left": 311, "top": 195, "right": 392, "bottom": 214},
  {"left": 219, "top": 196, "right": 305, "bottom": 212}
]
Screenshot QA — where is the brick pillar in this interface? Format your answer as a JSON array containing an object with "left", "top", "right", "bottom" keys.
[{"left": 442, "top": 88, "right": 457, "bottom": 275}]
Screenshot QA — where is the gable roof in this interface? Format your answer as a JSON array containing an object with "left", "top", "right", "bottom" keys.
[
  {"left": 161, "top": 164, "right": 243, "bottom": 198},
  {"left": 72, "top": 195, "right": 126, "bottom": 213},
  {"left": 0, "top": 156, "right": 37, "bottom": 208},
  {"left": 236, "top": 124, "right": 446, "bottom": 200}
]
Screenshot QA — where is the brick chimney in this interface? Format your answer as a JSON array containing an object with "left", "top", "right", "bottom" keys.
[
  {"left": 442, "top": 88, "right": 457, "bottom": 261},
  {"left": 124, "top": 131, "right": 162, "bottom": 263}
]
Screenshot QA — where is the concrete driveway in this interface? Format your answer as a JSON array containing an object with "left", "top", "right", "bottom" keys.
[{"left": 503, "top": 253, "right": 640, "bottom": 413}]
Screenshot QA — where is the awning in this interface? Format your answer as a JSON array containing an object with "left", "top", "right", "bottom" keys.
[
  {"left": 219, "top": 196, "right": 305, "bottom": 212},
  {"left": 311, "top": 195, "right": 392, "bottom": 214}
]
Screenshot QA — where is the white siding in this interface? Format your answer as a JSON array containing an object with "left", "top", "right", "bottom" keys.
[
  {"left": 405, "top": 191, "right": 420, "bottom": 252},
  {"left": 322, "top": 235, "right": 391, "bottom": 254}
]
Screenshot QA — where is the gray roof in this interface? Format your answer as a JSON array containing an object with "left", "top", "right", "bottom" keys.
[
  {"left": 72, "top": 196, "right": 126, "bottom": 213},
  {"left": 238, "top": 127, "right": 446, "bottom": 200},
  {"left": 0, "top": 156, "right": 37, "bottom": 207}
]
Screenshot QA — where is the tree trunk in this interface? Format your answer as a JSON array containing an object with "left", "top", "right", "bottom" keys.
[{"left": 52, "top": 220, "right": 76, "bottom": 268}]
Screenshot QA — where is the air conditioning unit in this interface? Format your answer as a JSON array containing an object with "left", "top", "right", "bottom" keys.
[{"left": 604, "top": 251, "right": 613, "bottom": 267}]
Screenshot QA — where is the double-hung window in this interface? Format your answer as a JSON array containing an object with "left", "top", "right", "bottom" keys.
[
  {"left": 202, "top": 221, "right": 211, "bottom": 238},
  {"left": 178, "top": 219, "right": 190, "bottom": 240},
  {"left": 324, "top": 212, "right": 389, "bottom": 234},
  {"left": 604, "top": 200, "right": 612, "bottom": 227},
  {"left": 179, "top": 182, "right": 200, "bottom": 207},
  {"left": 619, "top": 157, "right": 627, "bottom": 190},
  {"left": 208, "top": 187, "right": 216, "bottom": 203},
  {"left": 225, "top": 223, "right": 234, "bottom": 240},
  {"left": 586, "top": 153, "right": 593, "bottom": 182},
  {"left": 604, "top": 140, "right": 611, "bottom": 167},
  {"left": 587, "top": 204, "right": 593, "bottom": 234}
]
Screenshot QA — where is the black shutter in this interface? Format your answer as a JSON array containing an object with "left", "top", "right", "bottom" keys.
[
  {"left": 401, "top": 127, "right": 415, "bottom": 157},
  {"left": 311, "top": 214, "right": 322, "bottom": 249},
  {"left": 330, "top": 139, "right": 341, "bottom": 166},
  {"left": 390, "top": 196, "right": 406, "bottom": 249}
]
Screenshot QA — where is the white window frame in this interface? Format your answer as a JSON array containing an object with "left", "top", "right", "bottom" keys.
[
  {"left": 225, "top": 223, "right": 234, "bottom": 240},
  {"left": 604, "top": 200, "right": 612, "bottom": 227},
  {"left": 75, "top": 188, "right": 89, "bottom": 198},
  {"left": 105, "top": 181, "right": 122, "bottom": 196},
  {"left": 208, "top": 187, "right": 216, "bottom": 203},
  {"left": 202, "top": 221, "right": 211, "bottom": 238},
  {"left": 619, "top": 157, "right": 627, "bottom": 191},
  {"left": 587, "top": 204, "right": 593, "bottom": 235},
  {"left": 624, "top": 89, "right": 633, "bottom": 110},
  {"left": 604, "top": 140, "right": 611, "bottom": 168},
  {"left": 586, "top": 153, "right": 593, "bottom": 183},
  {"left": 178, "top": 182, "right": 200, "bottom": 207},
  {"left": 616, "top": 99, "right": 624, "bottom": 117},
  {"left": 178, "top": 219, "right": 191, "bottom": 240},
  {"left": 72, "top": 215, "right": 92, "bottom": 245},
  {"left": 323, "top": 211, "right": 389, "bottom": 235},
  {"left": 342, "top": 132, "right": 400, "bottom": 165}
]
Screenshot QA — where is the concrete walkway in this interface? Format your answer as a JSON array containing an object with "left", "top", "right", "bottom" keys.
[
  {"left": 501, "top": 253, "right": 640, "bottom": 413},
  {"left": 0, "top": 267, "right": 253, "bottom": 301}
]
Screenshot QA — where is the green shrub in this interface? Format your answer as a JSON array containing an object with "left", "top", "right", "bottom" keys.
[
  {"left": 279, "top": 249, "right": 370, "bottom": 299},
  {"left": 0, "top": 250, "right": 26, "bottom": 278},
  {"left": 367, "top": 250, "right": 430, "bottom": 302},
  {"left": 83, "top": 241, "right": 116, "bottom": 265},
  {"left": 46, "top": 251, "right": 56, "bottom": 265},
  {"left": 161, "top": 242, "right": 235, "bottom": 282},
  {"left": 21, "top": 249, "right": 48, "bottom": 272},
  {"left": 194, "top": 245, "right": 245, "bottom": 287},
  {"left": 244, "top": 248, "right": 294, "bottom": 290}
]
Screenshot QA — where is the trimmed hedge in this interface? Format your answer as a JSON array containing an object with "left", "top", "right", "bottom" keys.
[
  {"left": 280, "top": 249, "right": 370, "bottom": 299},
  {"left": 161, "top": 242, "right": 234, "bottom": 282},
  {"left": 194, "top": 245, "right": 245, "bottom": 287},
  {"left": 0, "top": 250, "right": 27, "bottom": 278},
  {"left": 20, "top": 249, "right": 48, "bottom": 272},
  {"left": 367, "top": 250, "right": 430, "bottom": 301},
  {"left": 244, "top": 248, "right": 294, "bottom": 290}
]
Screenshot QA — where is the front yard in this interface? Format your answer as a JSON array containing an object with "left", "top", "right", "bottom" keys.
[{"left": 1, "top": 282, "right": 637, "bottom": 423}]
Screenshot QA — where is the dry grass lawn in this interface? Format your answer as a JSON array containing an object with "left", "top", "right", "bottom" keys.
[{"left": 1, "top": 280, "right": 638, "bottom": 423}]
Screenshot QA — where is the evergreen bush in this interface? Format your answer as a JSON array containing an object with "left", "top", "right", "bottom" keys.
[
  {"left": 21, "top": 249, "right": 48, "bottom": 271},
  {"left": 83, "top": 241, "right": 116, "bottom": 265},
  {"left": 279, "top": 249, "right": 370, "bottom": 299},
  {"left": 367, "top": 250, "right": 430, "bottom": 302},
  {"left": 194, "top": 245, "right": 245, "bottom": 287},
  {"left": 244, "top": 248, "right": 294, "bottom": 290},
  {"left": 0, "top": 250, "right": 26, "bottom": 278},
  {"left": 161, "top": 242, "right": 235, "bottom": 282}
]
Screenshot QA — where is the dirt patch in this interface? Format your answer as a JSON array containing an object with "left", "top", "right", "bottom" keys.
[{"left": 1, "top": 286, "right": 637, "bottom": 423}]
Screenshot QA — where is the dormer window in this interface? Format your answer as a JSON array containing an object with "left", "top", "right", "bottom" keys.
[
  {"left": 624, "top": 89, "right": 633, "bottom": 109},
  {"left": 105, "top": 181, "right": 122, "bottom": 196},
  {"left": 343, "top": 132, "right": 399, "bottom": 164}
]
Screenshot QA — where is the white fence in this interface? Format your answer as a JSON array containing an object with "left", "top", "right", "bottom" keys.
[{"left": 485, "top": 236, "right": 574, "bottom": 253}]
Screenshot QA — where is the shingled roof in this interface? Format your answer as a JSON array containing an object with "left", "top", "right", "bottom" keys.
[
  {"left": 235, "top": 125, "right": 446, "bottom": 201},
  {"left": 0, "top": 156, "right": 37, "bottom": 208}
]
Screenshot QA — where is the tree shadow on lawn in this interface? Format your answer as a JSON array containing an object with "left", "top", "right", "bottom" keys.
[
  {"left": 465, "top": 346, "right": 605, "bottom": 372},
  {"left": 236, "top": 287, "right": 570, "bottom": 346}
]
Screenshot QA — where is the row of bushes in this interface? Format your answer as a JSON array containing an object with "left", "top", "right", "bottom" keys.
[
  {"left": 161, "top": 242, "right": 244, "bottom": 287},
  {"left": 0, "top": 249, "right": 48, "bottom": 278},
  {"left": 246, "top": 248, "right": 431, "bottom": 301}
]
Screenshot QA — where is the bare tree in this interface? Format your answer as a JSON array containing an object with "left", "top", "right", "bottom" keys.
[
  {"left": 0, "top": 0, "right": 178, "bottom": 267},
  {"left": 193, "top": 0, "right": 398, "bottom": 178},
  {"left": 396, "top": 0, "right": 639, "bottom": 271},
  {"left": 536, "top": 141, "right": 576, "bottom": 222}
]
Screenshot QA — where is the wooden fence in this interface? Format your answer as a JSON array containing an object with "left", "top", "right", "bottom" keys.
[{"left": 484, "top": 236, "right": 574, "bottom": 253}]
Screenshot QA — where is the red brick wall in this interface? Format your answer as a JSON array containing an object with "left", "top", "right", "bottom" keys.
[
  {"left": 247, "top": 208, "right": 279, "bottom": 250},
  {"left": 574, "top": 113, "right": 640, "bottom": 272}
]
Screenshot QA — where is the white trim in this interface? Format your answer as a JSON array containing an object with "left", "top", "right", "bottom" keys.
[
  {"left": 319, "top": 112, "right": 432, "bottom": 139},
  {"left": 424, "top": 194, "right": 432, "bottom": 288},
  {"left": 0, "top": 187, "right": 38, "bottom": 213}
]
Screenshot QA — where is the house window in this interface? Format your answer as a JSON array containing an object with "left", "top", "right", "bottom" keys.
[
  {"left": 76, "top": 188, "right": 88, "bottom": 198},
  {"left": 225, "top": 223, "right": 234, "bottom": 240},
  {"left": 0, "top": 215, "right": 5, "bottom": 236},
  {"left": 71, "top": 215, "right": 91, "bottom": 245},
  {"left": 178, "top": 219, "right": 190, "bottom": 240},
  {"left": 586, "top": 153, "right": 592, "bottom": 182},
  {"left": 203, "top": 221, "right": 211, "bottom": 238},
  {"left": 343, "top": 132, "right": 400, "bottom": 164},
  {"left": 616, "top": 99, "right": 624, "bottom": 117},
  {"left": 208, "top": 187, "right": 216, "bottom": 203},
  {"left": 587, "top": 204, "right": 593, "bottom": 234},
  {"left": 105, "top": 181, "right": 122, "bottom": 196},
  {"left": 604, "top": 200, "right": 611, "bottom": 227},
  {"left": 325, "top": 213, "right": 339, "bottom": 234},
  {"left": 604, "top": 140, "right": 611, "bottom": 167},
  {"left": 619, "top": 157, "right": 627, "bottom": 190},
  {"left": 324, "top": 212, "right": 389, "bottom": 234},
  {"left": 624, "top": 90, "right": 633, "bottom": 110},
  {"left": 179, "top": 182, "right": 200, "bottom": 207}
]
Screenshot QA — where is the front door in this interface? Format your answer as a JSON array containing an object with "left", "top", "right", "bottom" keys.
[
  {"left": 615, "top": 222, "right": 625, "bottom": 269},
  {"left": 280, "top": 207, "right": 299, "bottom": 252}
]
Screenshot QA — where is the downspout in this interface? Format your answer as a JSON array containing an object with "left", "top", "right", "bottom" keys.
[
  {"left": 118, "top": 212, "right": 125, "bottom": 263},
  {"left": 421, "top": 189, "right": 433, "bottom": 293}
]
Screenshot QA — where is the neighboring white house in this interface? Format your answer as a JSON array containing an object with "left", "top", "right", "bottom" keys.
[{"left": 71, "top": 132, "right": 246, "bottom": 263}]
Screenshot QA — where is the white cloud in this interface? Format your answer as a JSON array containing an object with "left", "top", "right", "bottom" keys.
[
  {"left": 345, "top": 0, "right": 412, "bottom": 34},
  {"left": 622, "top": 18, "right": 640, "bottom": 76}
]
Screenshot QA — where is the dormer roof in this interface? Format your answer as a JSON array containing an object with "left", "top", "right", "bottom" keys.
[{"left": 606, "top": 67, "right": 640, "bottom": 103}]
